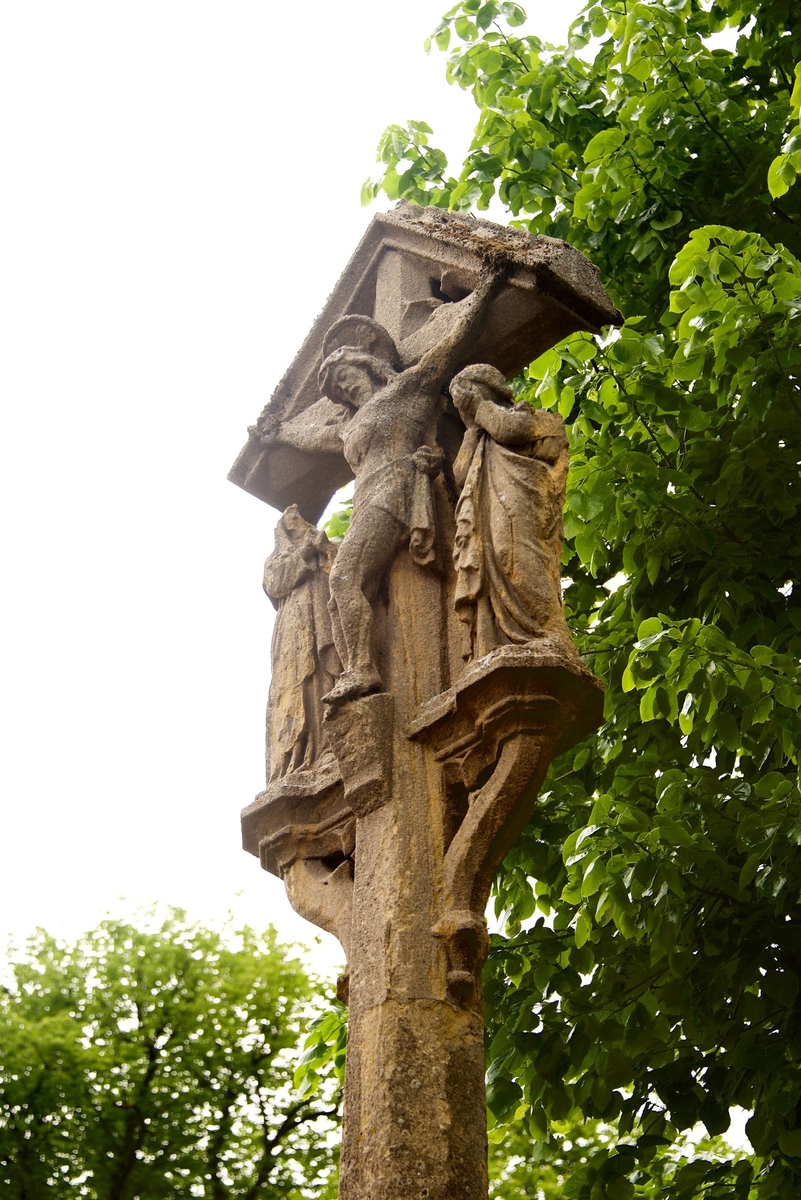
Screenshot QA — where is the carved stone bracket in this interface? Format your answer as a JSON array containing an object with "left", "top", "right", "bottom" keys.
[
  {"left": 408, "top": 643, "right": 603, "bottom": 770},
  {"left": 241, "top": 765, "right": 356, "bottom": 986},
  {"left": 283, "top": 856, "right": 355, "bottom": 1003},
  {"left": 241, "top": 762, "right": 351, "bottom": 873},
  {"left": 432, "top": 908, "right": 491, "bottom": 1006},
  {"left": 411, "top": 644, "right": 604, "bottom": 1007}
]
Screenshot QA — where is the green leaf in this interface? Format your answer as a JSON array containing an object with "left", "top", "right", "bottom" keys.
[
  {"left": 476, "top": 2, "right": 498, "bottom": 31},
  {"left": 646, "top": 551, "right": 662, "bottom": 585},
  {"left": 640, "top": 685, "right": 665, "bottom": 722},
  {"left": 675, "top": 1160, "right": 711, "bottom": 1189},
  {"left": 775, "top": 684, "right": 801, "bottom": 710},
  {"left": 764, "top": 971, "right": 799, "bottom": 1008},
  {"left": 768, "top": 155, "right": 795, "bottom": 199},
  {"left": 563, "top": 1166, "right": 593, "bottom": 1198},
  {"left": 575, "top": 910, "right": 592, "bottom": 948},
  {"left": 582, "top": 857, "right": 607, "bottom": 897},
  {"left": 651, "top": 210, "right": 683, "bottom": 231},
  {"left": 739, "top": 852, "right": 761, "bottom": 889},
  {"left": 559, "top": 386, "right": 576, "bottom": 418},
  {"left": 655, "top": 817, "right": 694, "bottom": 849},
  {"left": 779, "top": 1129, "right": 801, "bottom": 1158},
  {"left": 621, "top": 664, "right": 637, "bottom": 693},
  {"left": 583, "top": 127, "right": 626, "bottom": 163},
  {"left": 715, "top": 712, "right": 741, "bottom": 753}
]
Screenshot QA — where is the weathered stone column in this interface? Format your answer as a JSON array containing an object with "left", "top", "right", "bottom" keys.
[
  {"left": 334, "top": 552, "right": 491, "bottom": 1200},
  {"left": 233, "top": 201, "right": 620, "bottom": 1199}
]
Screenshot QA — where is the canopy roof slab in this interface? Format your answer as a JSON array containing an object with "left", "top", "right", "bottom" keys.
[{"left": 229, "top": 200, "right": 622, "bottom": 522}]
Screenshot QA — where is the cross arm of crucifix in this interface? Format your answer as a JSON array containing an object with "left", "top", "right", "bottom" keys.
[
  {"left": 411, "top": 260, "right": 512, "bottom": 395},
  {"left": 253, "top": 399, "right": 349, "bottom": 455}
]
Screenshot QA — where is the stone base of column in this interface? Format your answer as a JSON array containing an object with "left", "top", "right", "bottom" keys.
[{"left": 340, "top": 998, "right": 488, "bottom": 1200}]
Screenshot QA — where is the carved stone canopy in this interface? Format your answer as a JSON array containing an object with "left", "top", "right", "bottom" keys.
[{"left": 229, "top": 200, "right": 622, "bottom": 522}]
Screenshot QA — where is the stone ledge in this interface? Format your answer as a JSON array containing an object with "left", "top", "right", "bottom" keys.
[
  {"left": 407, "top": 642, "right": 604, "bottom": 785},
  {"left": 240, "top": 764, "right": 353, "bottom": 877}
]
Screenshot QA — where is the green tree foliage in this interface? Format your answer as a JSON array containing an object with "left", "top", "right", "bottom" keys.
[
  {"left": 363, "top": 1, "right": 801, "bottom": 1195},
  {"left": 488, "top": 1117, "right": 745, "bottom": 1198},
  {"left": 489, "top": 1117, "right": 618, "bottom": 1197},
  {"left": 0, "top": 911, "right": 339, "bottom": 1199},
  {"left": 293, "top": 1005, "right": 348, "bottom": 1103},
  {"left": 768, "top": 61, "right": 801, "bottom": 199}
]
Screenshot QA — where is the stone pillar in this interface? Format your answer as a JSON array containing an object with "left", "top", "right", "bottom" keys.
[
  {"left": 336, "top": 554, "right": 488, "bottom": 1199},
  {"left": 322, "top": 551, "right": 598, "bottom": 1199}
]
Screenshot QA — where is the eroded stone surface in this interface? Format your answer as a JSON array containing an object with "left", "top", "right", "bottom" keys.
[{"left": 233, "top": 201, "right": 618, "bottom": 1200}]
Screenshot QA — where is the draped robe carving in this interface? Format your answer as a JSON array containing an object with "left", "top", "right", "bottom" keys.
[
  {"left": 450, "top": 363, "right": 577, "bottom": 663},
  {"left": 263, "top": 505, "right": 340, "bottom": 782}
]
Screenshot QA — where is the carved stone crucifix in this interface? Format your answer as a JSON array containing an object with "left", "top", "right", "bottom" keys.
[{"left": 233, "top": 201, "right": 621, "bottom": 1200}]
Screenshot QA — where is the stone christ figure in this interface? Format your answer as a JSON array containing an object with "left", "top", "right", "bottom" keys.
[
  {"left": 269, "top": 265, "right": 508, "bottom": 705},
  {"left": 262, "top": 505, "right": 340, "bottom": 781},
  {"left": 450, "top": 363, "right": 577, "bottom": 662}
]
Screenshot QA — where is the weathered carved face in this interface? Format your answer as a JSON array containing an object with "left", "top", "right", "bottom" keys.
[
  {"left": 476, "top": 381, "right": 514, "bottom": 410},
  {"left": 330, "top": 362, "right": 378, "bottom": 410},
  {"left": 451, "top": 380, "right": 481, "bottom": 424},
  {"left": 451, "top": 364, "right": 514, "bottom": 425},
  {"left": 281, "top": 504, "right": 310, "bottom": 540}
]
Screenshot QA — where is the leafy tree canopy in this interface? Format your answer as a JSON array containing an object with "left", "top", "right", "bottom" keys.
[
  {"left": 358, "top": 0, "right": 801, "bottom": 1195},
  {"left": 0, "top": 911, "right": 339, "bottom": 1200},
  {"left": 487, "top": 1115, "right": 746, "bottom": 1198}
]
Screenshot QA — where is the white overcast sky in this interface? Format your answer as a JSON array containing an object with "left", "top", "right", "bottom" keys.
[{"left": 0, "top": 0, "right": 582, "bottom": 972}]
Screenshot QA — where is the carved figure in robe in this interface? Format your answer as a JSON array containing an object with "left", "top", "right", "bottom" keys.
[
  {"left": 263, "top": 505, "right": 340, "bottom": 781},
  {"left": 450, "top": 363, "right": 576, "bottom": 662},
  {"left": 270, "top": 266, "right": 509, "bottom": 704}
]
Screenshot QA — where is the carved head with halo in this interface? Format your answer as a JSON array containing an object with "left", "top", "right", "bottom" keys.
[{"left": 318, "top": 314, "right": 401, "bottom": 410}]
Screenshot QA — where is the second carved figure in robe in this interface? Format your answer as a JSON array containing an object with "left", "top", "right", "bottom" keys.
[
  {"left": 263, "top": 505, "right": 341, "bottom": 782},
  {"left": 450, "top": 363, "right": 578, "bottom": 663}
]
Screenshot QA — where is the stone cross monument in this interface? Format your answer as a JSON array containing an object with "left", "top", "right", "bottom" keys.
[{"left": 230, "top": 201, "right": 621, "bottom": 1200}]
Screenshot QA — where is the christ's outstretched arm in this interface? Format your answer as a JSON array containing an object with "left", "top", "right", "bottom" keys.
[{"left": 412, "top": 264, "right": 510, "bottom": 397}]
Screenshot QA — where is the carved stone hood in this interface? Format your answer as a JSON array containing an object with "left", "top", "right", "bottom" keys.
[{"left": 229, "top": 200, "right": 622, "bottom": 521}]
